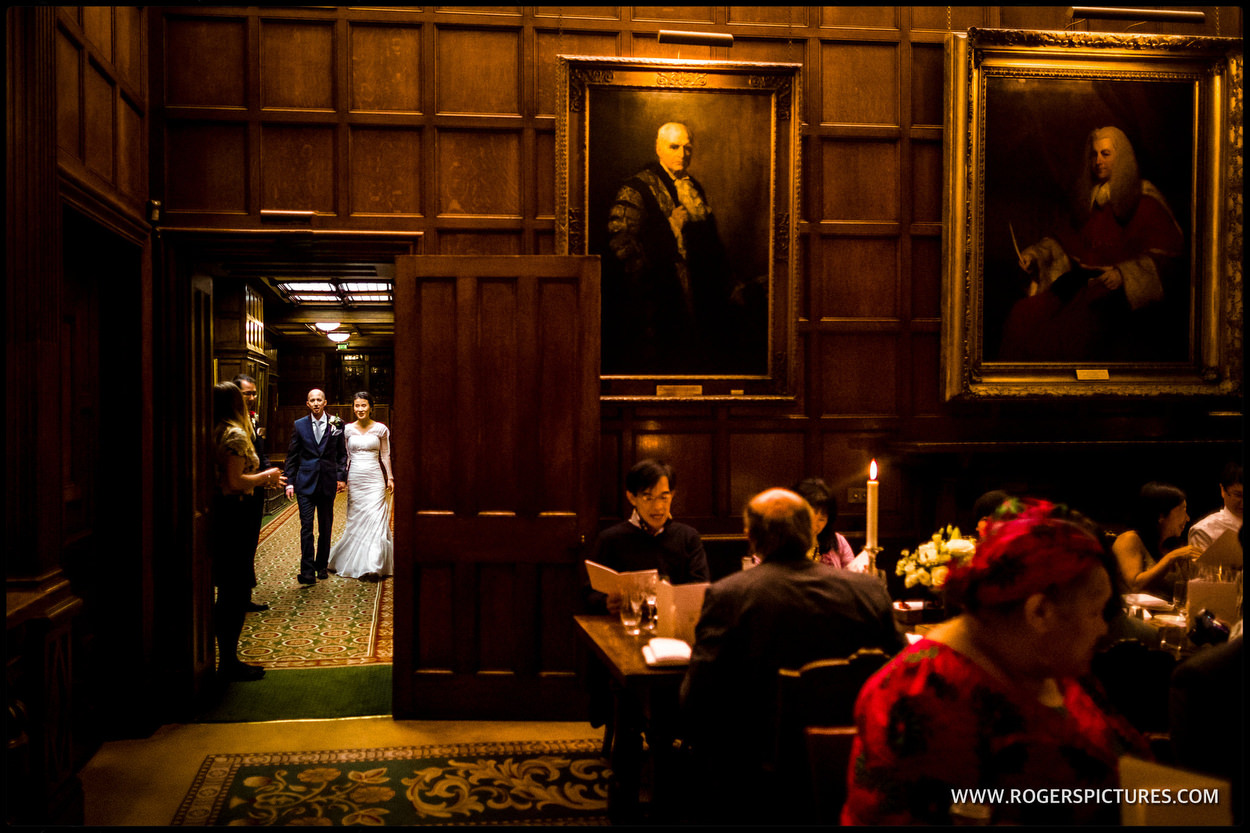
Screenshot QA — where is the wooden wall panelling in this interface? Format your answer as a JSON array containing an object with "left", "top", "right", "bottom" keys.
[
  {"left": 149, "top": 5, "right": 1244, "bottom": 555},
  {"left": 260, "top": 19, "right": 335, "bottom": 111},
  {"left": 633, "top": 431, "right": 718, "bottom": 519},
  {"left": 55, "top": 26, "right": 82, "bottom": 159},
  {"left": 83, "top": 59, "right": 114, "bottom": 180},
  {"left": 55, "top": 7, "right": 148, "bottom": 227},
  {"left": 162, "top": 15, "right": 247, "bottom": 108},
  {"left": 164, "top": 123, "right": 248, "bottom": 213},
  {"left": 435, "top": 26, "right": 521, "bottom": 115},
  {"left": 349, "top": 23, "right": 422, "bottom": 113},
  {"left": 349, "top": 127, "right": 422, "bottom": 216},
  {"left": 6, "top": 12, "right": 82, "bottom": 824},
  {"left": 260, "top": 125, "right": 337, "bottom": 213},
  {"left": 435, "top": 130, "right": 522, "bottom": 216}
]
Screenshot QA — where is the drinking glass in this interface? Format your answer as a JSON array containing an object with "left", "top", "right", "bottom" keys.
[
  {"left": 1172, "top": 578, "right": 1188, "bottom": 614},
  {"left": 1159, "top": 625, "right": 1186, "bottom": 658},
  {"left": 1172, "top": 559, "right": 1191, "bottom": 614},
  {"left": 640, "top": 576, "right": 658, "bottom": 633},
  {"left": 619, "top": 588, "right": 643, "bottom": 635}
]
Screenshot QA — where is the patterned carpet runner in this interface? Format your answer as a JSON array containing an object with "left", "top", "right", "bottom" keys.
[
  {"left": 171, "top": 740, "right": 610, "bottom": 826},
  {"left": 239, "top": 494, "right": 392, "bottom": 668}
]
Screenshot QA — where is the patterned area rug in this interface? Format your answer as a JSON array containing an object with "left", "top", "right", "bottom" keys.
[
  {"left": 171, "top": 740, "right": 610, "bottom": 826},
  {"left": 239, "top": 495, "right": 393, "bottom": 668}
]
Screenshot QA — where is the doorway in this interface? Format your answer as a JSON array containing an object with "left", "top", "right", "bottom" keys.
[{"left": 161, "top": 230, "right": 416, "bottom": 722}]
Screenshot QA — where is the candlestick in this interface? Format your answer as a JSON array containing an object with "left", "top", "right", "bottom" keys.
[{"left": 866, "top": 459, "right": 879, "bottom": 551}]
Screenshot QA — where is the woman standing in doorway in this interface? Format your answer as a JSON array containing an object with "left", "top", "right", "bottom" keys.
[
  {"left": 327, "top": 391, "right": 394, "bottom": 580},
  {"left": 212, "top": 381, "right": 283, "bottom": 681}
]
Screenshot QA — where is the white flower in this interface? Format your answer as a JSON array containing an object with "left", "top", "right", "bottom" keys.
[
  {"left": 917, "top": 542, "right": 938, "bottom": 565},
  {"left": 931, "top": 565, "right": 950, "bottom": 586},
  {"left": 947, "top": 538, "right": 976, "bottom": 556}
]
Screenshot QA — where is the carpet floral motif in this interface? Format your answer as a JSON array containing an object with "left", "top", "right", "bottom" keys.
[{"left": 171, "top": 741, "right": 610, "bottom": 826}]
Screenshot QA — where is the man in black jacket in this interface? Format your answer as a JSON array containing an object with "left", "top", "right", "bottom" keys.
[{"left": 681, "top": 487, "right": 903, "bottom": 822}]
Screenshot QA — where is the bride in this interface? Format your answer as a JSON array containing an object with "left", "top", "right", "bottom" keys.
[{"left": 327, "top": 391, "right": 394, "bottom": 579}]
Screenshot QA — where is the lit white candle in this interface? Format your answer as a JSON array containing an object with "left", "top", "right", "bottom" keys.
[{"left": 866, "top": 460, "right": 879, "bottom": 550}]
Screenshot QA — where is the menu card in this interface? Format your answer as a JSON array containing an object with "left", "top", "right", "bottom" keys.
[
  {"left": 655, "top": 579, "right": 709, "bottom": 644},
  {"left": 1197, "top": 529, "right": 1242, "bottom": 568},
  {"left": 584, "top": 561, "right": 658, "bottom": 596},
  {"left": 1186, "top": 580, "right": 1240, "bottom": 629}
]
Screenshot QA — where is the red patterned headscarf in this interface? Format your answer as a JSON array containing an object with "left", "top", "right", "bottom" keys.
[{"left": 946, "top": 499, "right": 1106, "bottom": 610}]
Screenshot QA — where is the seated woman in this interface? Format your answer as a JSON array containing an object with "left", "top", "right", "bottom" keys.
[
  {"left": 1113, "top": 481, "right": 1199, "bottom": 598},
  {"left": 843, "top": 500, "right": 1149, "bottom": 825},
  {"left": 793, "top": 477, "right": 856, "bottom": 568}
]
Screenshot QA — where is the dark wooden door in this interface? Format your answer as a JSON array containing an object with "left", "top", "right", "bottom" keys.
[
  {"left": 392, "top": 256, "right": 600, "bottom": 719},
  {"left": 189, "top": 274, "right": 217, "bottom": 697}
]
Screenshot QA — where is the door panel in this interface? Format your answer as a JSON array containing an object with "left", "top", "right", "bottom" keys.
[{"left": 392, "top": 256, "right": 600, "bottom": 719}]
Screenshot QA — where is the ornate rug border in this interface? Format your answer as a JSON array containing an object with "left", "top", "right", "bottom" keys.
[{"left": 171, "top": 738, "right": 607, "bottom": 826}]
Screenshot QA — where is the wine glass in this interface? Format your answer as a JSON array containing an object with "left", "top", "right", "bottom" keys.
[
  {"left": 619, "top": 588, "right": 643, "bottom": 635},
  {"left": 640, "top": 575, "right": 658, "bottom": 633}
]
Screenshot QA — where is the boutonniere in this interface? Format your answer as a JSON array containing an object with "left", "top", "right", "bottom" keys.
[{"left": 328, "top": 415, "right": 344, "bottom": 431}]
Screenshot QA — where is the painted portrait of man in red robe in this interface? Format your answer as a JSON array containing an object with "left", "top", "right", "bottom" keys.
[{"left": 1000, "top": 125, "right": 1185, "bottom": 362}]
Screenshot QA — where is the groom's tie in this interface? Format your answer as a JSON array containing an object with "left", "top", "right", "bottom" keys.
[{"left": 313, "top": 418, "right": 323, "bottom": 445}]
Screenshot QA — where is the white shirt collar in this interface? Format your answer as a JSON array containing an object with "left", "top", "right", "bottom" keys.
[
  {"left": 660, "top": 163, "right": 689, "bottom": 182},
  {"left": 628, "top": 509, "right": 670, "bottom": 536}
]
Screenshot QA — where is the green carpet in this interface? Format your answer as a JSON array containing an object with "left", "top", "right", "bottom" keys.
[
  {"left": 172, "top": 739, "right": 610, "bottom": 826},
  {"left": 197, "top": 664, "right": 392, "bottom": 722}
]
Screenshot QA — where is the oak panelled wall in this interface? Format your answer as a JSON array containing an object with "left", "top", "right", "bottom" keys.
[{"left": 150, "top": 5, "right": 1242, "bottom": 550}]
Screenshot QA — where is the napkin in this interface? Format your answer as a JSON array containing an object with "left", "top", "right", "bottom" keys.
[
  {"left": 1123, "top": 593, "right": 1171, "bottom": 611},
  {"left": 642, "top": 637, "right": 691, "bottom": 667}
]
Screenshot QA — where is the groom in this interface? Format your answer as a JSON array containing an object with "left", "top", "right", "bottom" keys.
[{"left": 284, "top": 388, "right": 348, "bottom": 585}]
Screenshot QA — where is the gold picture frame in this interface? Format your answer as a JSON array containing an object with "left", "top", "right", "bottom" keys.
[
  {"left": 942, "top": 29, "right": 1242, "bottom": 399},
  {"left": 556, "top": 56, "right": 801, "bottom": 401}
]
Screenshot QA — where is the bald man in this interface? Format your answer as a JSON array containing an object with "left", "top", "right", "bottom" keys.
[
  {"left": 604, "top": 121, "right": 735, "bottom": 374},
  {"left": 680, "top": 488, "right": 902, "bottom": 822},
  {"left": 284, "top": 388, "right": 348, "bottom": 585}
]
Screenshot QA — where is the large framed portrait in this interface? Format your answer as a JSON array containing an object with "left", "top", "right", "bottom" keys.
[
  {"left": 942, "top": 29, "right": 1242, "bottom": 399},
  {"left": 557, "top": 56, "right": 801, "bottom": 401}
]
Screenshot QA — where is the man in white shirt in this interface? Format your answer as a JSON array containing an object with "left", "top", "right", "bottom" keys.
[{"left": 1188, "top": 462, "right": 1243, "bottom": 552}]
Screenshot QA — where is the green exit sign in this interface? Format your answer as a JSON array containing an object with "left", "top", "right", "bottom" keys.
[{"left": 336, "top": 343, "right": 350, "bottom": 351}]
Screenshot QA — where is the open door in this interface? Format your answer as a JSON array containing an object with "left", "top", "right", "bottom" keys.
[{"left": 392, "top": 256, "right": 600, "bottom": 719}]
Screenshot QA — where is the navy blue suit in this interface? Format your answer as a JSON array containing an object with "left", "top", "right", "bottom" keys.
[{"left": 285, "top": 414, "right": 348, "bottom": 579}]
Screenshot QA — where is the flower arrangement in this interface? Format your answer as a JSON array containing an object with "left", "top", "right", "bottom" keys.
[{"left": 895, "top": 525, "right": 976, "bottom": 589}]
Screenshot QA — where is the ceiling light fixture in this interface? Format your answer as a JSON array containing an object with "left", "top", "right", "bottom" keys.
[
  {"left": 327, "top": 332, "right": 351, "bottom": 343},
  {"left": 314, "top": 321, "right": 341, "bottom": 332}
]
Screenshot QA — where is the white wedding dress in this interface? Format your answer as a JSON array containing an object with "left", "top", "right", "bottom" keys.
[{"left": 327, "top": 421, "right": 394, "bottom": 579}]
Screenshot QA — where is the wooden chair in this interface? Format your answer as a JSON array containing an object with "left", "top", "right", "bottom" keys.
[
  {"left": 771, "top": 649, "right": 889, "bottom": 820},
  {"left": 805, "top": 726, "right": 858, "bottom": 823}
]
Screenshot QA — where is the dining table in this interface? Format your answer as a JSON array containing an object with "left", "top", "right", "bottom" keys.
[{"left": 574, "top": 615, "right": 686, "bottom": 823}]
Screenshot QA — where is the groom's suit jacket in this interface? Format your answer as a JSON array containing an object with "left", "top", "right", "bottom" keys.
[{"left": 285, "top": 415, "right": 348, "bottom": 497}]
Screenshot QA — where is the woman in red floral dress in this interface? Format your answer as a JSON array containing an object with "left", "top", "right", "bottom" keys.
[{"left": 843, "top": 500, "right": 1149, "bottom": 825}]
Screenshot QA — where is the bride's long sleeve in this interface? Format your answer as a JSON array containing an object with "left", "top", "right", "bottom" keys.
[{"left": 378, "top": 425, "right": 392, "bottom": 480}]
